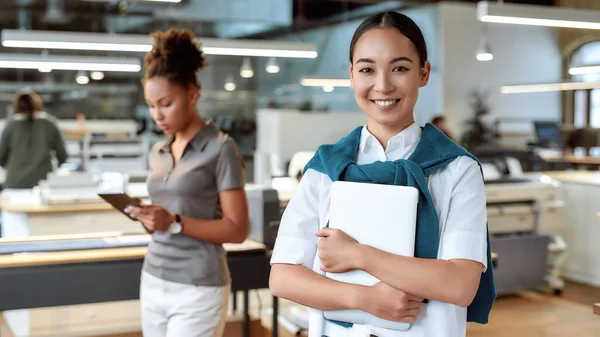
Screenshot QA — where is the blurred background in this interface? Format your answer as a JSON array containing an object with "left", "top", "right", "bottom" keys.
[{"left": 0, "top": 0, "right": 599, "bottom": 336}]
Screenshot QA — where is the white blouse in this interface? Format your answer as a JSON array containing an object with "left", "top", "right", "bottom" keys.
[{"left": 271, "top": 123, "right": 488, "bottom": 337}]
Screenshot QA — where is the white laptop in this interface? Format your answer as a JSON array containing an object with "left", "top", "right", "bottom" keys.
[{"left": 323, "top": 181, "right": 419, "bottom": 331}]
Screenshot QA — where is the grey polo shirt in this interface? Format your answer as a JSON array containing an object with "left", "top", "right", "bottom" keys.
[{"left": 143, "top": 121, "right": 245, "bottom": 286}]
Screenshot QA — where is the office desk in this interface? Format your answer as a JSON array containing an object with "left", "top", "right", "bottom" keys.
[
  {"left": 0, "top": 197, "right": 143, "bottom": 238},
  {"left": 0, "top": 235, "right": 278, "bottom": 337},
  {"left": 542, "top": 155, "right": 600, "bottom": 170}
]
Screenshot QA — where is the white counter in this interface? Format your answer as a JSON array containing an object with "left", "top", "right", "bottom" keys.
[{"left": 544, "top": 171, "right": 600, "bottom": 287}]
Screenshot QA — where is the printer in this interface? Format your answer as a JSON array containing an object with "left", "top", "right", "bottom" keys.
[
  {"left": 479, "top": 154, "right": 564, "bottom": 235},
  {"left": 246, "top": 184, "right": 281, "bottom": 250},
  {"left": 38, "top": 171, "right": 100, "bottom": 204},
  {"left": 478, "top": 153, "right": 566, "bottom": 295}
]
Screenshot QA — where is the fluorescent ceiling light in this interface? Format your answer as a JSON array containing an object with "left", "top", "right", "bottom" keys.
[
  {"left": 0, "top": 82, "right": 138, "bottom": 94},
  {"left": 224, "top": 75, "right": 236, "bottom": 92},
  {"left": 477, "top": 1, "right": 600, "bottom": 30},
  {"left": 266, "top": 57, "right": 280, "bottom": 74},
  {"left": 501, "top": 81, "right": 600, "bottom": 94},
  {"left": 2, "top": 30, "right": 153, "bottom": 52},
  {"left": 76, "top": 71, "right": 90, "bottom": 85},
  {"left": 569, "top": 65, "right": 600, "bottom": 75},
  {"left": 300, "top": 77, "right": 351, "bottom": 87},
  {"left": 240, "top": 57, "right": 254, "bottom": 78},
  {"left": 476, "top": 52, "right": 493, "bottom": 62},
  {"left": 90, "top": 71, "right": 105, "bottom": 80},
  {"left": 0, "top": 53, "right": 141, "bottom": 72},
  {"left": 476, "top": 33, "right": 493, "bottom": 61},
  {"left": 1, "top": 30, "right": 318, "bottom": 59},
  {"left": 323, "top": 85, "right": 335, "bottom": 93}
]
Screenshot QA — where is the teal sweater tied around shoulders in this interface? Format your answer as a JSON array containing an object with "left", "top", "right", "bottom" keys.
[{"left": 303, "top": 123, "right": 496, "bottom": 327}]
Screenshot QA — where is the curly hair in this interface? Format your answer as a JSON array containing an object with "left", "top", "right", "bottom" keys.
[{"left": 142, "top": 28, "right": 206, "bottom": 88}]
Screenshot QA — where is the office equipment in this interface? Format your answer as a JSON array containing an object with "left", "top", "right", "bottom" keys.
[
  {"left": 0, "top": 234, "right": 278, "bottom": 337},
  {"left": 1, "top": 183, "right": 277, "bottom": 241},
  {"left": 324, "top": 181, "right": 418, "bottom": 330},
  {"left": 246, "top": 185, "right": 281, "bottom": 249},
  {"left": 38, "top": 171, "right": 100, "bottom": 204},
  {"left": 534, "top": 121, "right": 563, "bottom": 149},
  {"left": 97, "top": 193, "right": 141, "bottom": 221},
  {"left": 483, "top": 156, "right": 566, "bottom": 295},
  {"left": 473, "top": 147, "right": 545, "bottom": 173}
]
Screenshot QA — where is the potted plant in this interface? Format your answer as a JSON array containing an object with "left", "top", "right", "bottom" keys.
[{"left": 460, "top": 90, "right": 494, "bottom": 151}]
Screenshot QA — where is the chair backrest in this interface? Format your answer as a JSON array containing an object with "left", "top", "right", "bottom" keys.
[
  {"left": 288, "top": 151, "right": 316, "bottom": 180},
  {"left": 566, "top": 128, "right": 598, "bottom": 153}
]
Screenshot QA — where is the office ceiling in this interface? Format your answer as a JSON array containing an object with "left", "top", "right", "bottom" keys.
[
  {"left": 0, "top": 0, "right": 560, "bottom": 118},
  {"left": 0, "top": 0, "right": 556, "bottom": 38},
  {"left": 0, "top": 0, "right": 560, "bottom": 84}
]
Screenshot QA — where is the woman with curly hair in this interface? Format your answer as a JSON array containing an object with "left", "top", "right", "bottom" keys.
[{"left": 126, "top": 29, "right": 249, "bottom": 337}]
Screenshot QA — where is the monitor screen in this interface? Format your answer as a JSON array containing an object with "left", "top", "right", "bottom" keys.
[{"left": 534, "top": 121, "right": 562, "bottom": 148}]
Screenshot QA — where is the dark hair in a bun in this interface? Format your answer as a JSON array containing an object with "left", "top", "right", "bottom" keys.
[
  {"left": 143, "top": 28, "right": 206, "bottom": 88},
  {"left": 350, "top": 11, "right": 427, "bottom": 67}
]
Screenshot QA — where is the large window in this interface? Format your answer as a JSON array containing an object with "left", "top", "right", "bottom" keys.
[{"left": 570, "top": 41, "right": 600, "bottom": 127}]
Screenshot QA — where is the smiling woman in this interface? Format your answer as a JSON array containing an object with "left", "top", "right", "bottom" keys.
[
  {"left": 348, "top": 21, "right": 431, "bottom": 145},
  {"left": 130, "top": 28, "right": 250, "bottom": 337},
  {"left": 269, "top": 11, "right": 495, "bottom": 337}
]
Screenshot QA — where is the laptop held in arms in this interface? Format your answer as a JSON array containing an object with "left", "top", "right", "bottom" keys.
[{"left": 323, "top": 181, "right": 419, "bottom": 331}]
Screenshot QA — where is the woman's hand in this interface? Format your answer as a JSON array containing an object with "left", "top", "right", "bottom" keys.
[
  {"left": 361, "top": 282, "right": 423, "bottom": 323},
  {"left": 126, "top": 203, "right": 174, "bottom": 233},
  {"left": 315, "top": 228, "right": 362, "bottom": 273}
]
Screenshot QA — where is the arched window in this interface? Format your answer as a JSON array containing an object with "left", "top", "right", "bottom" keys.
[{"left": 570, "top": 41, "right": 600, "bottom": 128}]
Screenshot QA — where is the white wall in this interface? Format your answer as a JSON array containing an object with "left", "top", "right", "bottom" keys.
[
  {"left": 256, "top": 109, "right": 367, "bottom": 169},
  {"left": 438, "top": 2, "right": 562, "bottom": 138}
]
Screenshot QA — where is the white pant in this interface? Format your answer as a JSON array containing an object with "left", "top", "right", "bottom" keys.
[{"left": 140, "top": 271, "right": 230, "bottom": 337}]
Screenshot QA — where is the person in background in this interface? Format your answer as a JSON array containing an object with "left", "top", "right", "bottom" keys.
[
  {"left": 431, "top": 115, "right": 454, "bottom": 140},
  {"left": 126, "top": 28, "right": 249, "bottom": 337},
  {"left": 0, "top": 89, "right": 68, "bottom": 189},
  {"left": 269, "top": 11, "right": 494, "bottom": 337}
]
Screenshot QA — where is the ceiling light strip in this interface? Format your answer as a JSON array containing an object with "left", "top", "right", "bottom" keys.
[
  {"left": 477, "top": 1, "right": 600, "bottom": 30},
  {"left": 0, "top": 53, "right": 141, "bottom": 72},
  {"left": 569, "top": 65, "right": 600, "bottom": 75},
  {"left": 1, "top": 30, "right": 318, "bottom": 59},
  {"left": 0, "top": 82, "right": 138, "bottom": 94},
  {"left": 2, "top": 40, "right": 152, "bottom": 52},
  {"left": 501, "top": 81, "right": 600, "bottom": 94},
  {"left": 0, "top": 61, "right": 140, "bottom": 72},
  {"left": 300, "top": 77, "right": 351, "bottom": 87}
]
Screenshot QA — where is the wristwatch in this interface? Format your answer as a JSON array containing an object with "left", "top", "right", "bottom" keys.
[{"left": 168, "top": 214, "right": 183, "bottom": 234}]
